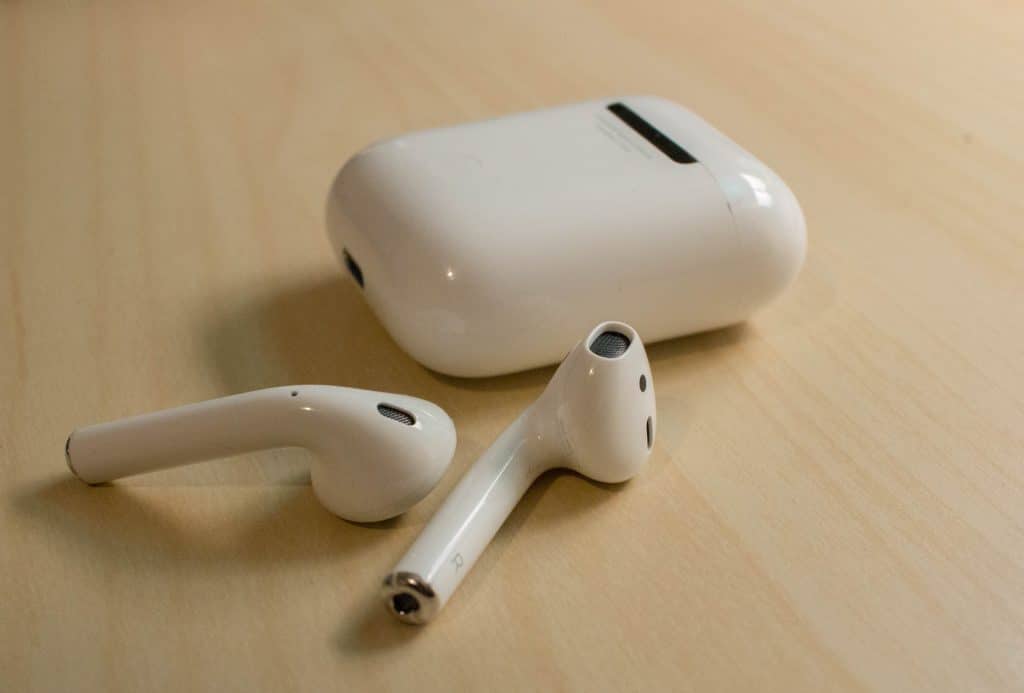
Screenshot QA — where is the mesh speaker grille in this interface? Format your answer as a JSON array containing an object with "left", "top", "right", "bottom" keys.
[
  {"left": 378, "top": 404, "right": 415, "bottom": 426},
  {"left": 589, "top": 331, "right": 631, "bottom": 358}
]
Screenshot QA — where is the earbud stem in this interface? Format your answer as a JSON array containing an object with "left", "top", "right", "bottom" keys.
[
  {"left": 386, "top": 407, "right": 548, "bottom": 621},
  {"left": 66, "top": 387, "right": 306, "bottom": 484}
]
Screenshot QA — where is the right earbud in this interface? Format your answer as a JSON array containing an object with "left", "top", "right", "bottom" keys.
[
  {"left": 382, "top": 321, "right": 655, "bottom": 623},
  {"left": 65, "top": 386, "right": 457, "bottom": 522}
]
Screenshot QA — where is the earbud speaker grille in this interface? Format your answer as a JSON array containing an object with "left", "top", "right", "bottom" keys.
[
  {"left": 378, "top": 404, "right": 416, "bottom": 426},
  {"left": 589, "top": 331, "right": 631, "bottom": 358}
]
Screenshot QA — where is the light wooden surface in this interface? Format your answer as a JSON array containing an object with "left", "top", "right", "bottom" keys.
[{"left": 3, "top": 1, "right": 1023, "bottom": 691}]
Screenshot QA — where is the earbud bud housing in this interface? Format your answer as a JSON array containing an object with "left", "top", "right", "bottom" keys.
[
  {"left": 327, "top": 95, "right": 806, "bottom": 377},
  {"left": 65, "top": 386, "right": 457, "bottom": 522},
  {"left": 382, "top": 321, "right": 655, "bottom": 623}
]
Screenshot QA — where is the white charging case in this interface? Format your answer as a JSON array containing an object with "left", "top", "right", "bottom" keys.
[{"left": 326, "top": 96, "right": 806, "bottom": 377}]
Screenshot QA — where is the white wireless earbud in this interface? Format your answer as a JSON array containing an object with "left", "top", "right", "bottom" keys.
[
  {"left": 65, "top": 386, "right": 457, "bottom": 522},
  {"left": 382, "top": 322, "right": 655, "bottom": 623}
]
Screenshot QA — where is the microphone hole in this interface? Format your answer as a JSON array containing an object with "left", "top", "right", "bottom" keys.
[
  {"left": 646, "top": 416, "right": 653, "bottom": 449},
  {"left": 343, "top": 248, "right": 364, "bottom": 288},
  {"left": 639, "top": 374, "right": 647, "bottom": 392},
  {"left": 291, "top": 391, "right": 298, "bottom": 397},
  {"left": 392, "top": 593, "right": 420, "bottom": 615}
]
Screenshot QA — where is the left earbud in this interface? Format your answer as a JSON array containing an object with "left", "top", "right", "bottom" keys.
[{"left": 65, "top": 386, "right": 457, "bottom": 522}]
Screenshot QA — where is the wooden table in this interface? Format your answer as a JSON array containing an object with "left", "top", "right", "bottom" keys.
[{"left": 3, "top": 2, "right": 1022, "bottom": 690}]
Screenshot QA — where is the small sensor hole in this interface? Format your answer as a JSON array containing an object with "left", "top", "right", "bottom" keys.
[
  {"left": 343, "top": 248, "right": 364, "bottom": 288},
  {"left": 639, "top": 374, "right": 647, "bottom": 392},
  {"left": 291, "top": 390, "right": 298, "bottom": 397}
]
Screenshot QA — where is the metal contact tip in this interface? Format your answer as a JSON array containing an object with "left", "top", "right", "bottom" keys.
[
  {"left": 65, "top": 434, "right": 78, "bottom": 478},
  {"left": 64, "top": 433, "right": 87, "bottom": 482},
  {"left": 381, "top": 572, "right": 438, "bottom": 625}
]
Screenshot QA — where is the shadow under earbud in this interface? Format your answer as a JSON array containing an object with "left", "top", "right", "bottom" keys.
[
  {"left": 337, "top": 466, "right": 632, "bottom": 650},
  {"left": 334, "top": 590, "right": 427, "bottom": 652},
  {"left": 334, "top": 470, "right": 564, "bottom": 651},
  {"left": 14, "top": 476, "right": 397, "bottom": 574},
  {"left": 454, "top": 468, "right": 628, "bottom": 593}
]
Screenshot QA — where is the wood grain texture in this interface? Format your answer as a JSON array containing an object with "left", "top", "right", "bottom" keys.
[{"left": 2, "top": 1, "right": 1023, "bottom": 690}]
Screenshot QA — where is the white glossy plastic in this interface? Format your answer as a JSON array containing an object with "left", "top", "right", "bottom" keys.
[
  {"left": 327, "top": 95, "right": 806, "bottom": 377},
  {"left": 66, "top": 386, "right": 457, "bottom": 522},
  {"left": 382, "top": 322, "right": 655, "bottom": 623}
]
